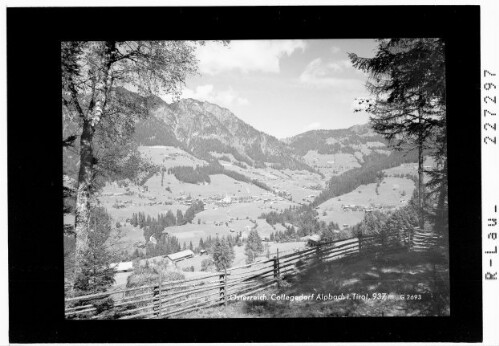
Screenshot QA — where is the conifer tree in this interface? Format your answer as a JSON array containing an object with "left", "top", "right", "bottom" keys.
[
  {"left": 73, "top": 206, "right": 116, "bottom": 295},
  {"left": 349, "top": 38, "right": 446, "bottom": 230},
  {"left": 176, "top": 210, "right": 184, "bottom": 226},
  {"left": 245, "top": 229, "right": 264, "bottom": 264},
  {"left": 212, "top": 238, "right": 235, "bottom": 271}
]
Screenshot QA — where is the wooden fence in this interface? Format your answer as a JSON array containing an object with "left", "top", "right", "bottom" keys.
[
  {"left": 65, "top": 230, "right": 439, "bottom": 319},
  {"left": 410, "top": 227, "right": 441, "bottom": 252}
]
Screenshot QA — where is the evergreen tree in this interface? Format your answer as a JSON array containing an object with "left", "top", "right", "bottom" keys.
[
  {"left": 245, "top": 229, "right": 264, "bottom": 264},
  {"left": 73, "top": 206, "right": 116, "bottom": 295},
  {"left": 349, "top": 38, "right": 446, "bottom": 230},
  {"left": 176, "top": 210, "right": 184, "bottom": 226},
  {"left": 201, "top": 258, "right": 215, "bottom": 272},
  {"left": 426, "top": 123, "right": 448, "bottom": 242},
  {"left": 360, "top": 211, "right": 387, "bottom": 237},
  {"left": 165, "top": 210, "right": 176, "bottom": 226},
  {"left": 245, "top": 248, "right": 255, "bottom": 264},
  {"left": 212, "top": 238, "right": 235, "bottom": 271}
]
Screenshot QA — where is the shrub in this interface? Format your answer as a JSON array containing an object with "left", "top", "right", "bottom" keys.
[
  {"left": 162, "top": 271, "right": 185, "bottom": 282},
  {"left": 93, "top": 296, "right": 114, "bottom": 314},
  {"left": 201, "top": 258, "right": 215, "bottom": 272}
]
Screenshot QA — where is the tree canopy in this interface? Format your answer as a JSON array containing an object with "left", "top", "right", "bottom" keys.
[
  {"left": 62, "top": 41, "right": 207, "bottom": 283},
  {"left": 349, "top": 38, "right": 447, "bottom": 234}
]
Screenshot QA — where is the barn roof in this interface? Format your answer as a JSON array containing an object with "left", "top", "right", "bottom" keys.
[
  {"left": 110, "top": 261, "right": 134, "bottom": 272},
  {"left": 301, "top": 234, "right": 321, "bottom": 242},
  {"left": 167, "top": 249, "right": 195, "bottom": 261},
  {"left": 309, "top": 234, "right": 321, "bottom": 242}
]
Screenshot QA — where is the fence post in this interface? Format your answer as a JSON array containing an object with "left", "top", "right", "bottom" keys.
[
  {"left": 153, "top": 283, "right": 160, "bottom": 318},
  {"left": 224, "top": 268, "right": 228, "bottom": 307},
  {"left": 273, "top": 249, "right": 280, "bottom": 288},
  {"left": 219, "top": 271, "right": 226, "bottom": 306},
  {"left": 158, "top": 273, "right": 162, "bottom": 317},
  {"left": 403, "top": 227, "right": 408, "bottom": 250},
  {"left": 316, "top": 243, "right": 322, "bottom": 262},
  {"left": 358, "top": 232, "right": 363, "bottom": 253},
  {"left": 410, "top": 227, "right": 418, "bottom": 252}
]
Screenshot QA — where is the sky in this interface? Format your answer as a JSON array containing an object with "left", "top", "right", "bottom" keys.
[{"left": 166, "top": 39, "right": 379, "bottom": 139}]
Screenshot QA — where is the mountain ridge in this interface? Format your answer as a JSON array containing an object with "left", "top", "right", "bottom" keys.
[
  {"left": 129, "top": 89, "right": 315, "bottom": 172},
  {"left": 121, "top": 87, "right": 390, "bottom": 176}
]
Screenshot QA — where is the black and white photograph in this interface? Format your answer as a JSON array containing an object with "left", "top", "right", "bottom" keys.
[
  {"left": 7, "top": 5, "right": 486, "bottom": 343},
  {"left": 62, "top": 38, "right": 450, "bottom": 319}
]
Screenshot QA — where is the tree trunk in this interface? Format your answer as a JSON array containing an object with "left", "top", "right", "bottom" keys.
[
  {"left": 74, "top": 119, "right": 95, "bottom": 275},
  {"left": 73, "top": 41, "right": 116, "bottom": 278},
  {"left": 435, "top": 158, "right": 448, "bottom": 243},
  {"left": 418, "top": 110, "right": 425, "bottom": 230}
]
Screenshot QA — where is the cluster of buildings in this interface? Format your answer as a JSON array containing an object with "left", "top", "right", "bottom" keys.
[
  {"left": 341, "top": 204, "right": 399, "bottom": 212},
  {"left": 198, "top": 192, "right": 288, "bottom": 208},
  {"left": 174, "top": 194, "right": 195, "bottom": 206},
  {"left": 341, "top": 204, "right": 366, "bottom": 212},
  {"left": 110, "top": 249, "right": 196, "bottom": 274}
]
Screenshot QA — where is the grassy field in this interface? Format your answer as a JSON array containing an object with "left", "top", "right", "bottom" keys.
[
  {"left": 220, "top": 161, "right": 325, "bottom": 203},
  {"left": 96, "top": 146, "right": 432, "bottom": 262},
  {"left": 317, "top": 176, "right": 415, "bottom": 226},
  {"left": 303, "top": 150, "right": 361, "bottom": 177},
  {"left": 383, "top": 157, "right": 436, "bottom": 177},
  {"left": 99, "top": 163, "right": 299, "bottom": 255},
  {"left": 179, "top": 248, "right": 450, "bottom": 318},
  {"left": 138, "top": 145, "right": 207, "bottom": 168}
]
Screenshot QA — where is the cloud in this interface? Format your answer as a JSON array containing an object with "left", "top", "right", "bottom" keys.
[
  {"left": 176, "top": 84, "right": 250, "bottom": 108},
  {"left": 330, "top": 46, "right": 341, "bottom": 54},
  {"left": 303, "top": 122, "right": 322, "bottom": 131},
  {"left": 196, "top": 40, "right": 307, "bottom": 75},
  {"left": 181, "top": 84, "right": 214, "bottom": 100},
  {"left": 299, "top": 58, "right": 363, "bottom": 89}
]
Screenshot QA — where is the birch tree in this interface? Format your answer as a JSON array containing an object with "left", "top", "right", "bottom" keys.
[{"left": 62, "top": 41, "right": 201, "bottom": 277}]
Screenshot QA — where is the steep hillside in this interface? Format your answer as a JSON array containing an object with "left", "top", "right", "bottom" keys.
[
  {"left": 125, "top": 88, "right": 314, "bottom": 172},
  {"left": 284, "top": 124, "right": 390, "bottom": 176}
]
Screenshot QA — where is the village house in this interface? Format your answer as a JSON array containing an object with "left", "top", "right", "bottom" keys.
[
  {"left": 110, "top": 261, "right": 134, "bottom": 273},
  {"left": 167, "top": 249, "right": 195, "bottom": 263},
  {"left": 301, "top": 234, "right": 321, "bottom": 247},
  {"left": 136, "top": 255, "right": 175, "bottom": 270}
]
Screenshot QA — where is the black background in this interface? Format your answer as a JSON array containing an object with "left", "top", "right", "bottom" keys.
[{"left": 7, "top": 6, "right": 482, "bottom": 343}]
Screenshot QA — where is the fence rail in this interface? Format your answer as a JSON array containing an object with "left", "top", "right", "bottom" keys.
[{"left": 65, "top": 230, "right": 440, "bottom": 319}]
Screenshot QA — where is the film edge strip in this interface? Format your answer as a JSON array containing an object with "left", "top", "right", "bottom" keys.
[{"left": 482, "top": 3, "right": 499, "bottom": 342}]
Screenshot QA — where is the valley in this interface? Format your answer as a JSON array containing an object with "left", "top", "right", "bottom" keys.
[
  {"left": 64, "top": 90, "right": 422, "bottom": 284},
  {"left": 60, "top": 38, "right": 449, "bottom": 322},
  {"left": 86, "top": 96, "right": 424, "bottom": 279}
]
